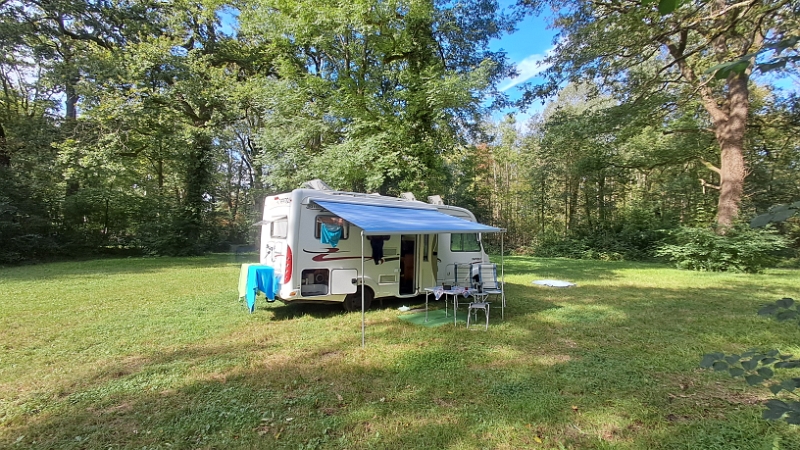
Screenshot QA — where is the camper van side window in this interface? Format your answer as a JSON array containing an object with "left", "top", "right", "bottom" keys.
[
  {"left": 314, "top": 216, "right": 349, "bottom": 240},
  {"left": 450, "top": 233, "right": 481, "bottom": 252},
  {"left": 271, "top": 218, "right": 288, "bottom": 238}
]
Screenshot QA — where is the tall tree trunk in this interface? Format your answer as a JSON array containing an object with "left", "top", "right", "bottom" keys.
[
  {"left": 183, "top": 130, "right": 213, "bottom": 253},
  {"left": 567, "top": 177, "right": 579, "bottom": 232},
  {"left": 714, "top": 73, "right": 749, "bottom": 229},
  {"left": 598, "top": 176, "right": 607, "bottom": 226},
  {"left": 64, "top": 56, "right": 81, "bottom": 196},
  {"left": 65, "top": 76, "right": 78, "bottom": 122},
  {"left": 659, "top": 6, "right": 757, "bottom": 233},
  {"left": 0, "top": 123, "right": 9, "bottom": 167},
  {"left": 540, "top": 173, "right": 546, "bottom": 233},
  {"left": 157, "top": 158, "right": 164, "bottom": 189}
]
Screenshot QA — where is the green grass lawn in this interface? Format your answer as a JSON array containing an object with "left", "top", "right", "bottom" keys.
[{"left": 2, "top": 255, "right": 800, "bottom": 449}]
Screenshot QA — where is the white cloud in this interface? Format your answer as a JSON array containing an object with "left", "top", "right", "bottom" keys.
[{"left": 499, "top": 49, "right": 554, "bottom": 93}]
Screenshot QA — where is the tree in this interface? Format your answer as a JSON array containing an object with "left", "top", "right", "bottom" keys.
[
  {"left": 240, "top": 0, "right": 516, "bottom": 196},
  {"left": 71, "top": 0, "right": 282, "bottom": 253},
  {"left": 520, "top": 0, "right": 799, "bottom": 231}
]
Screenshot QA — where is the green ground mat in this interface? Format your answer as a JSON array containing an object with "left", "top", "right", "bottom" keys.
[{"left": 398, "top": 308, "right": 471, "bottom": 327}]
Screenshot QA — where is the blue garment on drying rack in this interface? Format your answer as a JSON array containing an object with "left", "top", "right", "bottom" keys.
[
  {"left": 255, "top": 267, "right": 276, "bottom": 300},
  {"left": 320, "top": 223, "right": 342, "bottom": 247},
  {"left": 245, "top": 265, "right": 275, "bottom": 312}
]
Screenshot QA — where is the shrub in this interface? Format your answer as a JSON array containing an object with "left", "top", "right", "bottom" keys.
[
  {"left": 529, "top": 228, "right": 667, "bottom": 261},
  {"left": 656, "top": 224, "right": 788, "bottom": 273}
]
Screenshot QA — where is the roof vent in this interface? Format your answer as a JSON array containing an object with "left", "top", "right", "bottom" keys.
[
  {"left": 400, "top": 192, "right": 416, "bottom": 201},
  {"left": 427, "top": 195, "right": 444, "bottom": 205},
  {"left": 303, "top": 179, "right": 333, "bottom": 191}
]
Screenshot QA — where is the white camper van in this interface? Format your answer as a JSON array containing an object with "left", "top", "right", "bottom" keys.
[{"left": 259, "top": 183, "right": 499, "bottom": 311}]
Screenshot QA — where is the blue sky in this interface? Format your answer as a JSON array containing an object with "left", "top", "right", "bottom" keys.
[
  {"left": 491, "top": 5, "right": 556, "bottom": 96},
  {"left": 488, "top": 2, "right": 557, "bottom": 125}
]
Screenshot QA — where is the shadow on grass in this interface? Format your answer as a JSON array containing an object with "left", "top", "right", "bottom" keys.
[
  {"left": 4, "top": 304, "right": 796, "bottom": 450},
  {"left": 3, "top": 257, "right": 800, "bottom": 449},
  {"left": 265, "top": 295, "right": 436, "bottom": 321},
  {"left": 0, "top": 254, "right": 240, "bottom": 282},
  {"left": 0, "top": 322, "right": 582, "bottom": 449},
  {"left": 267, "top": 302, "right": 346, "bottom": 320}
]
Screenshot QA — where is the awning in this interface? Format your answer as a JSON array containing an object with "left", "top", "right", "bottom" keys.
[{"left": 312, "top": 200, "right": 502, "bottom": 235}]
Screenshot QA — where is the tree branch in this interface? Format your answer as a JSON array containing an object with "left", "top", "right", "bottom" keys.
[
  {"left": 661, "top": 34, "right": 728, "bottom": 124},
  {"left": 701, "top": 160, "right": 721, "bottom": 174},
  {"left": 700, "top": 178, "right": 721, "bottom": 191}
]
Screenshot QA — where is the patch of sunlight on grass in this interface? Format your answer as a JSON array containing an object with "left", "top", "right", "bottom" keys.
[
  {"left": 484, "top": 344, "right": 523, "bottom": 360},
  {"left": 478, "top": 345, "right": 572, "bottom": 370},
  {"left": 576, "top": 407, "right": 644, "bottom": 445},
  {"left": 537, "top": 304, "right": 627, "bottom": 324},
  {"left": 3, "top": 255, "right": 800, "bottom": 449},
  {"left": 532, "top": 353, "right": 572, "bottom": 366}
]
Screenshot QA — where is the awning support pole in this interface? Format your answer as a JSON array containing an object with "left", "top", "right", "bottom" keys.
[{"left": 361, "top": 230, "right": 365, "bottom": 348}]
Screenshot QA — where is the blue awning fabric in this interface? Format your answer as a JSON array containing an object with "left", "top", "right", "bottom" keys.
[{"left": 312, "top": 199, "right": 502, "bottom": 235}]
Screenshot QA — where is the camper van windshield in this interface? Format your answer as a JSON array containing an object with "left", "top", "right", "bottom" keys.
[{"left": 450, "top": 233, "right": 481, "bottom": 252}]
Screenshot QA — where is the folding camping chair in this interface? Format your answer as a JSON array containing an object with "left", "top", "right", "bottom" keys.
[
  {"left": 441, "top": 263, "right": 471, "bottom": 315},
  {"left": 469, "top": 263, "right": 505, "bottom": 319}
]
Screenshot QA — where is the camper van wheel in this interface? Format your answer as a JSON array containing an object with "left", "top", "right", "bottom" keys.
[{"left": 343, "top": 287, "right": 373, "bottom": 312}]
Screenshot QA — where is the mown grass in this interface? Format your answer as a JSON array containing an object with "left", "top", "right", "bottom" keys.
[{"left": 1, "top": 255, "right": 800, "bottom": 449}]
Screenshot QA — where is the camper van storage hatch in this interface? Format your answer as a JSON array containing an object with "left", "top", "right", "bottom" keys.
[{"left": 331, "top": 269, "right": 358, "bottom": 295}]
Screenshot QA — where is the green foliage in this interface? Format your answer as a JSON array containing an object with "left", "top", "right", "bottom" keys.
[
  {"left": 520, "top": 202, "right": 674, "bottom": 261},
  {"left": 656, "top": 225, "right": 789, "bottom": 273},
  {"left": 758, "top": 298, "right": 800, "bottom": 328},
  {"left": 701, "top": 349, "right": 800, "bottom": 425},
  {"left": 526, "top": 228, "right": 666, "bottom": 262},
  {"left": 0, "top": 168, "right": 60, "bottom": 264},
  {"left": 1, "top": 0, "right": 799, "bottom": 266},
  {"left": 523, "top": 0, "right": 798, "bottom": 230},
  {"left": 706, "top": 36, "right": 800, "bottom": 80},
  {"left": 751, "top": 201, "right": 800, "bottom": 228},
  {"left": 242, "top": 0, "right": 514, "bottom": 195},
  {"left": 701, "top": 297, "right": 800, "bottom": 426}
]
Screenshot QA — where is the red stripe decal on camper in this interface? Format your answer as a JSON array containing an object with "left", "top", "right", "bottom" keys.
[
  {"left": 303, "top": 248, "right": 345, "bottom": 254},
  {"left": 311, "top": 254, "right": 363, "bottom": 262},
  {"left": 303, "top": 248, "right": 401, "bottom": 263}
]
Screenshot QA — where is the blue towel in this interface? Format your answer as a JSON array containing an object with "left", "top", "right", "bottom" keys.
[
  {"left": 320, "top": 223, "right": 342, "bottom": 247},
  {"left": 255, "top": 266, "right": 275, "bottom": 300},
  {"left": 245, "top": 265, "right": 275, "bottom": 312},
  {"left": 272, "top": 273, "right": 281, "bottom": 300}
]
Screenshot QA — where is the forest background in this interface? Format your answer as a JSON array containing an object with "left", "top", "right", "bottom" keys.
[{"left": 1, "top": 0, "right": 798, "bottom": 267}]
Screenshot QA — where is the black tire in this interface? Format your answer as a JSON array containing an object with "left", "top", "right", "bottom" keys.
[{"left": 343, "top": 287, "right": 373, "bottom": 312}]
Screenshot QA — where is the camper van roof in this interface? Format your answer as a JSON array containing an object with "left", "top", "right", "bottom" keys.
[{"left": 298, "top": 188, "right": 432, "bottom": 208}]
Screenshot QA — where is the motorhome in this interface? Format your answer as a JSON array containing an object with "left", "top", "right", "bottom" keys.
[{"left": 259, "top": 182, "right": 499, "bottom": 311}]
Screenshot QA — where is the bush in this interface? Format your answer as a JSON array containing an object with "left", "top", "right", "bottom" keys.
[
  {"left": 528, "top": 228, "right": 667, "bottom": 261},
  {"left": 656, "top": 224, "right": 789, "bottom": 273}
]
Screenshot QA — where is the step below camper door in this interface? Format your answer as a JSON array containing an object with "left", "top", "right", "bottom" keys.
[{"left": 331, "top": 269, "right": 358, "bottom": 295}]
